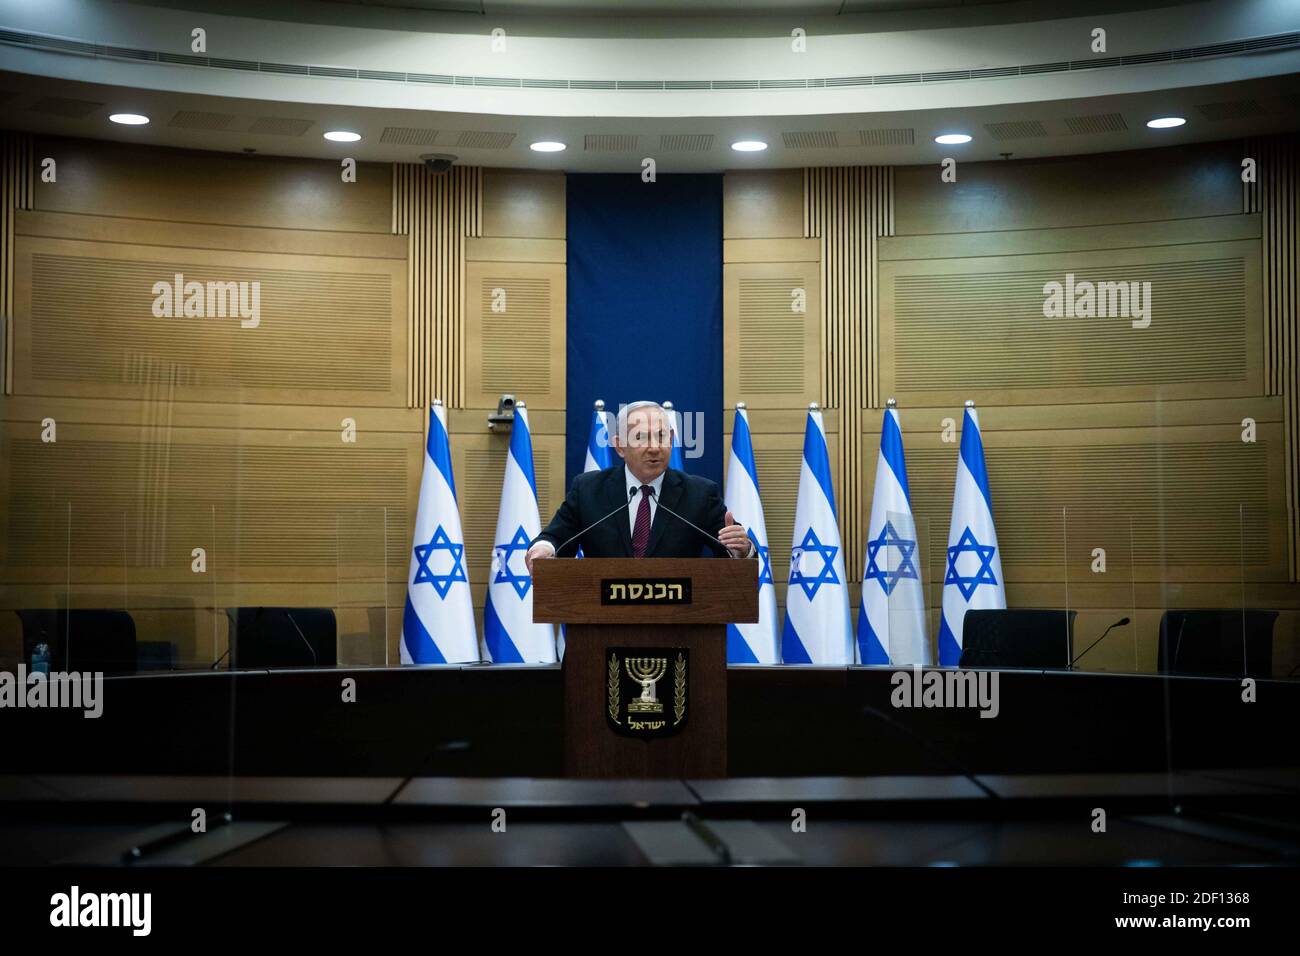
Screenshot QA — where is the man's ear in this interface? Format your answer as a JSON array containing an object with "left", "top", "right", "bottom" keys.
[{"left": 612, "top": 441, "right": 627, "bottom": 461}]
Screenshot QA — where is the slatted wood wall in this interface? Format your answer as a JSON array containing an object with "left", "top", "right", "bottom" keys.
[
  {"left": 392, "top": 163, "right": 482, "bottom": 409},
  {"left": 1, "top": 131, "right": 34, "bottom": 395},
  {"left": 803, "top": 166, "right": 894, "bottom": 582},
  {"left": 1246, "top": 134, "right": 1299, "bottom": 578}
]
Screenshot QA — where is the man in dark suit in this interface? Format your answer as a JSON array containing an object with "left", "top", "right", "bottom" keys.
[{"left": 525, "top": 401, "right": 755, "bottom": 570}]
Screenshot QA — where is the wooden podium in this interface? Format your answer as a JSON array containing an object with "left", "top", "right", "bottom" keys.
[{"left": 532, "top": 558, "right": 758, "bottom": 778}]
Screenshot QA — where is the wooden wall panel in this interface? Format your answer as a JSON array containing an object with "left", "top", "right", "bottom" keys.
[
  {"left": 13, "top": 235, "right": 405, "bottom": 406},
  {"left": 0, "top": 137, "right": 425, "bottom": 671},
  {"left": 464, "top": 261, "right": 566, "bottom": 410},
  {"left": 880, "top": 234, "right": 1262, "bottom": 405},
  {"left": 35, "top": 138, "right": 392, "bottom": 233},
  {"left": 894, "top": 140, "right": 1243, "bottom": 235}
]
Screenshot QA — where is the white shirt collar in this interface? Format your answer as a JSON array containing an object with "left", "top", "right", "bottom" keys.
[{"left": 625, "top": 464, "right": 666, "bottom": 499}]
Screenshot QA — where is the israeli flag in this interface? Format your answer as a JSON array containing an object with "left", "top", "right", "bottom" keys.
[
  {"left": 781, "top": 404, "right": 853, "bottom": 665},
  {"left": 724, "top": 404, "right": 779, "bottom": 664},
  {"left": 938, "top": 402, "right": 1005, "bottom": 666},
  {"left": 584, "top": 400, "right": 613, "bottom": 473},
  {"left": 483, "top": 404, "right": 557, "bottom": 664},
  {"left": 560, "top": 400, "right": 614, "bottom": 659},
  {"left": 857, "top": 401, "right": 931, "bottom": 666},
  {"left": 664, "top": 400, "right": 685, "bottom": 471},
  {"left": 402, "top": 401, "right": 479, "bottom": 665}
]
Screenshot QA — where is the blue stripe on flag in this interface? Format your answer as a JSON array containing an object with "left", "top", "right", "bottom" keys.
[
  {"left": 803, "top": 413, "right": 838, "bottom": 520},
  {"left": 959, "top": 409, "right": 994, "bottom": 516},
  {"left": 587, "top": 411, "right": 612, "bottom": 469},
  {"left": 781, "top": 615, "right": 813, "bottom": 664},
  {"left": 726, "top": 623, "right": 760, "bottom": 664},
  {"left": 880, "top": 410, "right": 912, "bottom": 503},
  {"left": 856, "top": 603, "right": 890, "bottom": 664},
  {"left": 426, "top": 408, "right": 457, "bottom": 497},
  {"left": 938, "top": 612, "right": 962, "bottom": 667},
  {"left": 403, "top": 594, "right": 447, "bottom": 664},
  {"left": 483, "top": 592, "right": 524, "bottom": 663},
  {"left": 510, "top": 410, "right": 538, "bottom": 495},
  {"left": 731, "top": 410, "right": 760, "bottom": 491}
]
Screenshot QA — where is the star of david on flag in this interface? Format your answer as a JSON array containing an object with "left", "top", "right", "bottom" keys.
[
  {"left": 938, "top": 404, "right": 1005, "bottom": 666},
  {"left": 412, "top": 525, "right": 468, "bottom": 599},
  {"left": 401, "top": 402, "right": 479, "bottom": 665},
  {"left": 864, "top": 520, "right": 919, "bottom": 597},
  {"left": 781, "top": 405, "right": 853, "bottom": 665},
  {"left": 483, "top": 404, "right": 557, "bottom": 664}
]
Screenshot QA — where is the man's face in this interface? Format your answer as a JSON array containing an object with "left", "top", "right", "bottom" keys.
[{"left": 613, "top": 407, "right": 671, "bottom": 483}]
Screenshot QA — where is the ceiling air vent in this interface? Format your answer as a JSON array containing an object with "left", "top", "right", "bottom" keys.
[
  {"left": 1064, "top": 112, "right": 1128, "bottom": 135},
  {"left": 247, "top": 116, "right": 313, "bottom": 136},
  {"left": 984, "top": 120, "right": 1048, "bottom": 140},
  {"left": 454, "top": 131, "right": 515, "bottom": 149},
  {"left": 168, "top": 110, "right": 236, "bottom": 131},
  {"left": 381, "top": 127, "right": 440, "bottom": 146},
  {"left": 1195, "top": 99, "right": 1266, "bottom": 121},
  {"left": 26, "top": 96, "right": 103, "bottom": 118},
  {"left": 584, "top": 134, "right": 638, "bottom": 152},
  {"left": 659, "top": 134, "right": 714, "bottom": 152},
  {"left": 782, "top": 131, "right": 839, "bottom": 148},
  {"left": 859, "top": 129, "right": 915, "bottom": 146}
]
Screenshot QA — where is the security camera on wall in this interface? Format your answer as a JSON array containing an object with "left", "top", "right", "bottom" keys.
[{"left": 419, "top": 153, "right": 457, "bottom": 173}]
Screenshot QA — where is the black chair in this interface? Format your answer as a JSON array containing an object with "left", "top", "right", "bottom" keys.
[
  {"left": 959, "top": 609, "right": 1076, "bottom": 669},
  {"left": 15, "top": 609, "right": 138, "bottom": 675},
  {"left": 225, "top": 607, "right": 337, "bottom": 669},
  {"left": 1157, "top": 609, "right": 1276, "bottom": 678}
]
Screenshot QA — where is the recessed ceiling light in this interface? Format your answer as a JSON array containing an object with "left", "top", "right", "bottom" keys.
[
  {"left": 109, "top": 113, "right": 149, "bottom": 126},
  {"left": 530, "top": 141, "right": 566, "bottom": 152},
  {"left": 324, "top": 130, "right": 361, "bottom": 142},
  {"left": 934, "top": 133, "right": 973, "bottom": 145},
  {"left": 1146, "top": 116, "right": 1186, "bottom": 129},
  {"left": 731, "top": 140, "right": 767, "bottom": 152}
]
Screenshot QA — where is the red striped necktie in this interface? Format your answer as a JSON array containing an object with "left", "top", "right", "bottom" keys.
[{"left": 630, "top": 485, "right": 653, "bottom": 557}]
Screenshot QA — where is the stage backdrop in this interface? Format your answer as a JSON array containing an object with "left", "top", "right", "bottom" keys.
[{"left": 565, "top": 173, "right": 723, "bottom": 487}]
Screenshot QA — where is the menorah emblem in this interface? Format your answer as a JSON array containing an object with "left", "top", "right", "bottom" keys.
[{"left": 625, "top": 656, "right": 668, "bottom": 713}]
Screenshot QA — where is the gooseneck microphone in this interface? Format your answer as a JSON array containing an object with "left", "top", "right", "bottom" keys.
[
  {"left": 547, "top": 486, "right": 637, "bottom": 556},
  {"left": 1069, "top": 616, "right": 1131, "bottom": 669},
  {"left": 285, "top": 610, "right": 319, "bottom": 667},
  {"left": 646, "top": 487, "right": 733, "bottom": 557}
]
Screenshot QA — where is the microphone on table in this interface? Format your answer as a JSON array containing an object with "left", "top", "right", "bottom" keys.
[
  {"left": 546, "top": 486, "right": 637, "bottom": 557},
  {"left": 1069, "top": 616, "right": 1130, "bottom": 670},
  {"left": 646, "top": 487, "right": 734, "bottom": 557},
  {"left": 285, "top": 610, "right": 319, "bottom": 667}
]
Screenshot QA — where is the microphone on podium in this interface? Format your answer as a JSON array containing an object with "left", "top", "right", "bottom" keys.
[
  {"left": 546, "top": 486, "right": 638, "bottom": 557},
  {"left": 1069, "top": 616, "right": 1131, "bottom": 670},
  {"left": 646, "top": 487, "right": 732, "bottom": 557}
]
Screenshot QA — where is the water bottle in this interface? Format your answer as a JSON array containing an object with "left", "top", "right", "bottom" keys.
[{"left": 31, "top": 641, "right": 50, "bottom": 676}]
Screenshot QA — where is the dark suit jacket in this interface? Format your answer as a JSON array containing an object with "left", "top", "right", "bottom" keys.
[{"left": 534, "top": 465, "right": 730, "bottom": 558}]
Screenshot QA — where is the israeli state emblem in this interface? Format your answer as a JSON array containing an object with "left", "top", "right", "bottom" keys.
[{"left": 606, "top": 648, "right": 688, "bottom": 738}]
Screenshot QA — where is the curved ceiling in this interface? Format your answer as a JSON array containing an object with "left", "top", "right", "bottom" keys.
[{"left": 0, "top": 0, "right": 1296, "bottom": 169}]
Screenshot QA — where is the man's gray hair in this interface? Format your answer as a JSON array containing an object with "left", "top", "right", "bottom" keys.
[{"left": 615, "top": 400, "right": 670, "bottom": 441}]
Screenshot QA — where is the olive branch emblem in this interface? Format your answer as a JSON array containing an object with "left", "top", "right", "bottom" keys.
[
  {"left": 673, "top": 652, "right": 686, "bottom": 724},
  {"left": 608, "top": 652, "right": 621, "bottom": 724}
]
